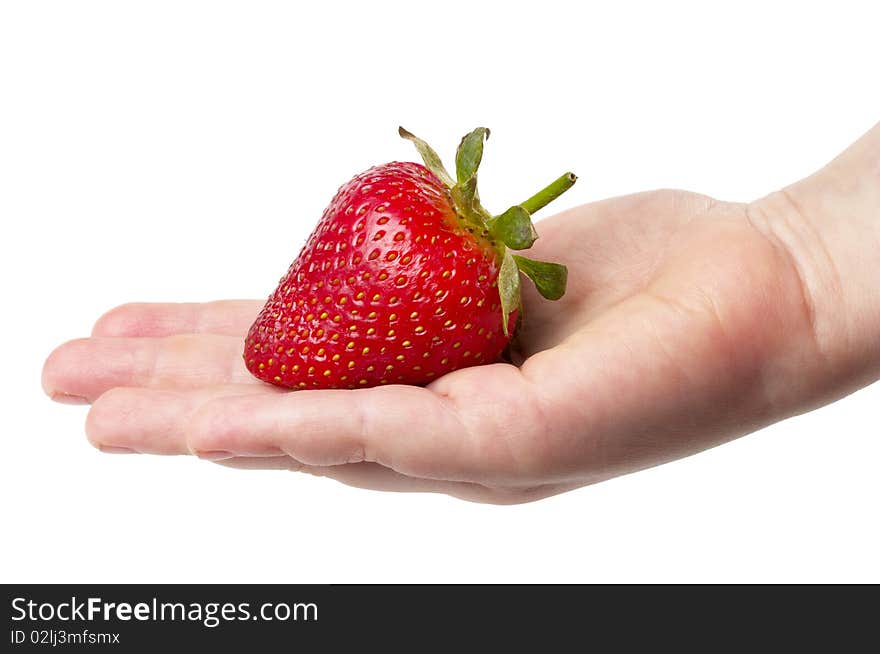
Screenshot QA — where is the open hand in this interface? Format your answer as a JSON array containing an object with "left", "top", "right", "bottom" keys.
[{"left": 42, "top": 125, "right": 880, "bottom": 503}]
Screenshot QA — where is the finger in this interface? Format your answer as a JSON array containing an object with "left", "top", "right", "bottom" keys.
[
  {"left": 215, "top": 458, "right": 567, "bottom": 504},
  {"left": 217, "top": 457, "right": 464, "bottom": 493},
  {"left": 185, "top": 365, "right": 543, "bottom": 485},
  {"left": 92, "top": 300, "right": 263, "bottom": 338},
  {"left": 43, "top": 334, "right": 256, "bottom": 401},
  {"left": 186, "top": 384, "right": 475, "bottom": 480},
  {"left": 83, "top": 382, "right": 566, "bottom": 503},
  {"left": 85, "top": 384, "right": 281, "bottom": 455},
  {"left": 84, "top": 361, "right": 541, "bottom": 486}
]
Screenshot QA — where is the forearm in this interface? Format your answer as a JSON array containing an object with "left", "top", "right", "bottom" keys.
[{"left": 747, "top": 122, "right": 880, "bottom": 407}]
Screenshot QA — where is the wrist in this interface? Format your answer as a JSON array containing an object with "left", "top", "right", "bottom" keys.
[{"left": 746, "top": 123, "right": 880, "bottom": 396}]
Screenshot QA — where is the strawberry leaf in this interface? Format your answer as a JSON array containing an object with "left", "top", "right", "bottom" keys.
[
  {"left": 491, "top": 205, "right": 539, "bottom": 250},
  {"left": 455, "top": 127, "right": 490, "bottom": 184},
  {"left": 398, "top": 127, "right": 454, "bottom": 187},
  {"left": 498, "top": 249, "right": 521, "bottom": 336},
  {"left": 450, "top": 174, "right": 479, "bottom": 219},
  {"left": 512, "top": 255, "right": 567, "bottom": 300}
]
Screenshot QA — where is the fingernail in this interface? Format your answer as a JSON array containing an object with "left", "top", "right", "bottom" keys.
[
  {"left": 195, "top": 450, "right": 235, "bottom": 461},
  {"left": 51, "top": 392, "right": 90, "bottom": 405},
  {"left": 98, "top": 445, "right": 137, "bottom": 454}
]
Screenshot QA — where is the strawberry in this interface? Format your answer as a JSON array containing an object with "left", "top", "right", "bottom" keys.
[{"left": 244, "top": 127, "right": 575, "bottom": 389}]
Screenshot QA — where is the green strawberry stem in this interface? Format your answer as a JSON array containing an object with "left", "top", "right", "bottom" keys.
[{"left": 519, "top": 172, "right": 577, "bottom": 215}]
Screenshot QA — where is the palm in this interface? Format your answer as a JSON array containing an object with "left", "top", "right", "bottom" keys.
[
  {"left": 518, "top": 191, "right": 759, "bottom": 356},
  {"left": 43, "top": 191, "right": 813, "bottom": 503}
]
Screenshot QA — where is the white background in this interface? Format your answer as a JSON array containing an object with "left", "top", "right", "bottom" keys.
[{"left": 1, "top": 1, "right": 878, "bottom": 583}]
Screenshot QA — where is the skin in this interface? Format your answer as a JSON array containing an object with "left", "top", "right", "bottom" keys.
[{"left": 42, "top": 122, "right": 880, "bottom": 503}]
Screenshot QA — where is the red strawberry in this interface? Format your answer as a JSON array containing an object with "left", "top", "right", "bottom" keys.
[{"left": 245, "top": 127, "right": 574, "bottom": 389}]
